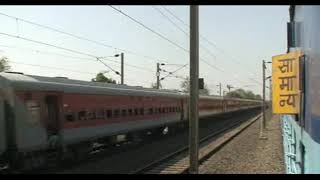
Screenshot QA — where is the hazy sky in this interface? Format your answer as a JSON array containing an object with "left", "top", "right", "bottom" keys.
[{"left": 0, "top": 5, "right": 289, "bottom": 96}]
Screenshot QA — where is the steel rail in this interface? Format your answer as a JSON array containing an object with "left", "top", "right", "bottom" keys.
[{"left": 132, "top": 113, "right": 261, "bottom": 174}]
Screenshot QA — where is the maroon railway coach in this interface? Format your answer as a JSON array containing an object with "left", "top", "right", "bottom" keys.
[{"left": 0, "top": 72, "right": 260, "bottom": 169}]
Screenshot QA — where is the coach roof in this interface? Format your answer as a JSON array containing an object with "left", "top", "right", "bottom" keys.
[
  {"left": 0, "top": 72, "right": 186, "bottom": 98},
  {"left": 0, "top": 72, "right": 260, "bottom": 102}
]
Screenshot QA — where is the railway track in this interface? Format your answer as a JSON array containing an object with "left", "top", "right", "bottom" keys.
[
  {"left": 51, "top": 109, "right": 261, "bottom": 174},
  {"left": 132, "top": 113, "right": 261, "bottom": 174}
]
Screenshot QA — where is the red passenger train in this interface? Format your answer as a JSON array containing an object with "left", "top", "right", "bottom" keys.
[{"left": 0, "top": 72, "right": 260, "bottom": 170}]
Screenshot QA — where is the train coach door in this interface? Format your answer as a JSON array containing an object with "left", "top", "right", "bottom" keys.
[
  {"left": 180, "top": 99, "right": 184, "bottom": 121},
  {"left": 45, "top": 95, "right": 61, "bottom": 148}
]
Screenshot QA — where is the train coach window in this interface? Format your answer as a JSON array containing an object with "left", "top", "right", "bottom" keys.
[
  {"left": 162, "top": 107, "right": 166, "bottom": 113},
  {"left": 158, "top": 108, "right": 161, "bottom": 113},
  {"left": 134, "top": 108, "right": 139, "bottom": 116},
  {"left": 128, "top": 109, "right": 133, "bottom": 116},
  {"left": 148, "top": 108, "right": 153, "bottom": 115},
  {"left": 106, "top": 110, "right": 112, "bottom": 118},
  {"left": 65, "top": 113, "right": 74, "bottom": 122},
  {"left": 114, "top": 109, "right": 120, "bottom": 118},
  {"left": 140, "top": 108, "right": 144, "bottom": 115},
  {"left": 78, "top": 111, "right": 86, "bottom": 120},
  {"left": 87, "top": 111, "right": 96, "bottom": 120},
  {"left": 122, "top": 109, "right": 127, "bottom": 117},
  {"left": 26, "top": 100, "right": 41, "bottom": 124}
]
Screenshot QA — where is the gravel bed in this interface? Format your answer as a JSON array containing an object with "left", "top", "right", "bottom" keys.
[{"left": 199, "top": 111, "right": 285, "bottom": 174}]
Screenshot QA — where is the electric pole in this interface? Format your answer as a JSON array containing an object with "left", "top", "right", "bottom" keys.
[
  {"left": 260, "top": 60, "right": 267, "bottom": 139},
  {"left": 189, "top": 5, "right": 199, "bottom": 174},
  {"left": 217, "top": 83, "right": 222, "bottom": 97},
  {"left": 156, "top": 63, "right": 160, "bottom": 89},
  {"left": 121, "top": 53, "right": 124, "bottom": 85}
]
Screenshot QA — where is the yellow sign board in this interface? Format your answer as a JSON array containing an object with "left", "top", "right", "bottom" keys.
[{"left": 272, "top": 51, "right": 302, "bottom": 114}]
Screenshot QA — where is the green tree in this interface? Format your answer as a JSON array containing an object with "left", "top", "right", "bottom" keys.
[
  {"left": 0, "top": 57, "right": 11, "bottom": 72},
  {"left": 254, "top": 94, "right": 262, "bottom": 100},
  {"left": 225, "top": 88, "right": 261, "bottom": 100},
  {"left": 180, "top": 76, "right": 210, "bottom": 95},
  {"left": 180, "top": 76, "right": 190, "bottom": 93},
  {"left": 92, "top": 72, "right": 117, "bottom": 84},
  {"left": 199, "top": 84, "right": 210, "bottom": 95},
  {"left": 151, "top": 82, "right": 162, "bottom": 89}
]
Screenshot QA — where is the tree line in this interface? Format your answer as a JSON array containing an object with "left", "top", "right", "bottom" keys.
[
  {"left": 0, "top": 57, "right": 10, "bottom": 72},
  {"left": 225, "top": 88, "right": 262, "bottom": 100}
]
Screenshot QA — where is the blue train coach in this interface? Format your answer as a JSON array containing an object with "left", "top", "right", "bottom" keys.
[{"left": 281, "top": 5, "right": 320, "bottom": 174}]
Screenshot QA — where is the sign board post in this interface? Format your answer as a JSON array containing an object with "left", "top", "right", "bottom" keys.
[
  {"left": 260, "top": 60, "right": 268, "bottom": 139},
  {"left": 272, "top": 51, "right": 302, "bottom": 114}
]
